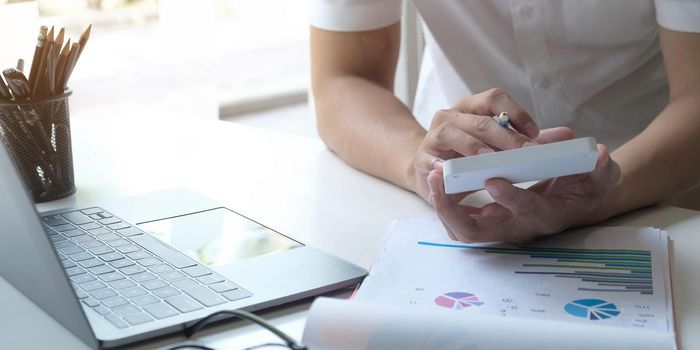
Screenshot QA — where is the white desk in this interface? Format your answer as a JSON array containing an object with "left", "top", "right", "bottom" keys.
[{"left": 2, "top": 114, "right": 698, "bottom": 349}]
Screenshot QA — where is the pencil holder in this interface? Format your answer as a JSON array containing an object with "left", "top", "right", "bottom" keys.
[{"left": 0, "top": 90, "right": 75, "bottom": 202}]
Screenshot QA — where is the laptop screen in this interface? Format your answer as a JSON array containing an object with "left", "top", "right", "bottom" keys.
[{"left": 137, "top": 207, "right": 301, "bottom": 268}]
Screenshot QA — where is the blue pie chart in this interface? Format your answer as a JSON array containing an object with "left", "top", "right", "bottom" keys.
[{"left": 564, "top": 299, "right": 621, "bottom": 320}]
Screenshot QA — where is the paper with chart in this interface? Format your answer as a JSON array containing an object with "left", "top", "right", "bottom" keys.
[{"left": 354, "top": 217, "right": 674, "bottom": 333}]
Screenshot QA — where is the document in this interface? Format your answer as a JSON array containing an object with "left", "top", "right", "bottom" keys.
[{"left": 302, "top": 217, "right": 676, "bottom": 350}]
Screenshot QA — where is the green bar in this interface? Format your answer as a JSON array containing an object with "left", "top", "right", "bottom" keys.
[
  {"left": 558, "top": 259, "right": 651, "bottom": 267},
  {"left": 487, "top": 250, "right": 651, "bottom": 261},
  {"left": 522, "top": 264, "right": 651, "bottom": 272}
]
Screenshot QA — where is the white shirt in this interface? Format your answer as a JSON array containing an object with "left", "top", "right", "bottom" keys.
[{"left": 310, "top": 0, "right": 700, "bottom": 150}]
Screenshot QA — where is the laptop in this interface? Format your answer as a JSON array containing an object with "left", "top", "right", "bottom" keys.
[{"left": 0, "top": 142, "right": 367, "bottom": 349}]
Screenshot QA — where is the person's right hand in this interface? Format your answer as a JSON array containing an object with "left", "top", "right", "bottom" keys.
[{"left": 411, "top": 88, "right": 571, "bottom": 203}]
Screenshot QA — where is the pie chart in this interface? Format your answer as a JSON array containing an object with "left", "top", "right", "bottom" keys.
[
  {"left": 435, "top": 292, "right": 484, "bottom": 310},
  {"left": 564, "top": 299, "right": 621, "bottom": 320}
]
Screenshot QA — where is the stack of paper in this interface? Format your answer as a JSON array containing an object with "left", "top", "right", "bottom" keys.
[{"left": 303, "top": 217, "right": 676, "bottom": 350}]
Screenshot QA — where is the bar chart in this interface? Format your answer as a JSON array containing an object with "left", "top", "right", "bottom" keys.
[{"left": 417, "top": 242, "right": 654, "bottom": 295}]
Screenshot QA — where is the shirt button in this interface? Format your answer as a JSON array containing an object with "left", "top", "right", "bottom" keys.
[{"left": 519, "top": 5, "right": 534, "bottom": 17}]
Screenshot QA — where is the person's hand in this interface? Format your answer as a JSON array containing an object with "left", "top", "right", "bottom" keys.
[
  {"left": 425, "top": 144, "right": 622, "bottom": 243},
  {"left": 413, "top": 88, "right": 546, "bottom": 203}
]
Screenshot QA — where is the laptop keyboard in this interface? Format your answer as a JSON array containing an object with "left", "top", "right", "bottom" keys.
[{"left": 42, "top": 207, "right": 252, "bottom": 329}]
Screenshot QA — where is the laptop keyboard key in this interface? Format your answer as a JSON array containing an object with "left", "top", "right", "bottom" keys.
[
  {"left": 54, "top": 223, "right": 77, "bottom": 232},
  {"left": 69, "top": 252, "right": 94, "bottom": 261},
  {"left": 142, "top": 279, "right": 168, "bottom": 291},
  {"left": 159, "top": 271, "right": 186, "bottom": 282},
  {"left": 89, "top": 265, "right": 115, "bottom": 275},
  {"left": 222, "top": 289, "right": 252, "bottom": 302},
  {"left": 73, "top": 235, "right": 95, "bottom": 243},
  {"left": 80, "top": 207, "right": 103, "bottom": 215},
  {"left": 131, "top": 272, "right": 156, "bottom": 283},
  {"left": 81, "top": 281, "right": 107, "bottom": 292},
  {"left": 171, "top": 278, "right": 197, "bottom": 289},
  {"left": 62, "top": 211, "right": 93, "bottom": 225},
  {"left": 116, "top": 227, "right": 143, "bottom": 237},
  {"left": 70, "top": 273, "right": 96, "bottom": 284},
  {"left": 132, "top": 295, "right": 159, "bottom": 306},
  {"left": 96, "top": 233, "right": 121, "bottom": 242},
  {"left": 116, "top": 244, "right": 140, "bottom": 254},
  {"left": 99, "top": 252, "right": 124, "bottom": 262},
  {"left": 108, "top": 238, "right": 131, "bottom": 247},
  {"left": 99, "top": 272, "right": 125, "bottom": 282},
  {"left": 165, "top": 295, "right": 203, "bottom": 313},
  {"left": 197, "top": 274, "right": 225, "bottom": 285},
  {"left": 89, "top": 227, "right": 111, "bottom": 236},
  {"left": 102, "top": 296, "right": 129, "bottom": 308},
  {"left": 110, "top": 259, "right": 134, "bottom": 269},
  {"left": 124, "top": 312, "right": 153, "bottom": 326},
  {"left": 209, "top": 282, "right": 237, "bottom": 293},
  {"left": 105, "top": 314, "right": 128, "bottom": 329},
  {"left": 121, "top": 286, "right": 147, "bottom": 298},
  {"left": 82, "top": 297, "right": 100, "bottom": 308},
  {"left": 113, "top": 304, "right": 141, "bottom": 316},
  {"left": 120, "top": 265, "right": 145, "bottom": 275},
  {"left": 99, "top": 217, "right": 121, "bottom": 225},
  {"left": 93, "top": 305, "right": 110, "bottom": 316},
  {"left": 91, "top": 289, "right": 118, "bottom": 300},
  {"left": 42, "top": 214, "right": 69, "bottom": 226},
  {"left": 183, "top": 285, "right": 226, "bottom": 307},
  {"left": 65, "top": 266, "right": 86, "bottom": 276},
  {"left": 80, "top": 222, "right": 101, "bottom": 230},
  {"left": 144, "top": 303, "right": 178, "bottom": 319},
  {"left": 182, "top": 265, "right": 211, "bottom": 278},
  {"left": 127, "top": 251, "right": 152, "bottom": 260},
  {"left": 107, "top": 222, "right": 130, "bottom": 230},
  {"left": 62, "top": 229, "right": 84, "bottom": 238},
  {"left": 90, "top": 246, "right": 114, "bottom": 255},
  {"left": 137, "top": 257, "right": 161, "bottom": 267},
  {"left": 109, "top": 279, "right": 136, "bottom": 290},
  {"left": 150, "top": 264, "right": 174, "bottom": 274},
  {"left": 57, "top": 243, "right": 81, "bottom": 253},
  {"left": 79, "top": 258, "right": 103, "bottom": 268},
  {"left": 61, "top": 259, "right": 77, "bottom": 269},
  {"left": 81, "top": 240, "right": 104, "bottom": 249},
  {"left": 153, "top": 287, "right": 180, "bottom": 299},
  {"left": 75, "top": 289, "right": 89, "bottom": 299}
]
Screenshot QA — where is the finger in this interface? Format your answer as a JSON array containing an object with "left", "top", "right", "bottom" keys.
[
  {"left": 588, "top": 144, "right": 622, "bottom": 190},
  {"left": 431, "top": 109, "right": 537, "bottom": 151},
  {"left": 485, "top": 178, "right": 561, "bottom": 234},
  {"left": 534, "top": 127, "right": 574, "bottom": 144},
  {"left": 453, "top": 88, "right": 539, "bottom": 138},
  {"left": 427, "top": 169, "right": 483, "bottom": 242},
  {"left": 425, "top": 121, "right": 496, "bottom": 156}
]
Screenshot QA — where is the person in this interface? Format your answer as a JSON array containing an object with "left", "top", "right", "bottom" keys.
[{"left": 309, "top": 1, "right": 700, "bottom": 243}]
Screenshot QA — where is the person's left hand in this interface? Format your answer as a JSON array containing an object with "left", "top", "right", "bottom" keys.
[{"left": 426, "top": 143, "right": 622, "bottom": 243}]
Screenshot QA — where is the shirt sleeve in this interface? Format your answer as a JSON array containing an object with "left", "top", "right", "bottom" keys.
[
  {"left": 310, "top": 0, "right": 403, "bottom": 31},
  {"left": 655, "top": 0, "right": 700, "bottom": 32}
]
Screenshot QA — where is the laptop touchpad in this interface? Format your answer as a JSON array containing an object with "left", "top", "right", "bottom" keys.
[{"left": 136, "top": 207, "right": 301, "bottom": 268}]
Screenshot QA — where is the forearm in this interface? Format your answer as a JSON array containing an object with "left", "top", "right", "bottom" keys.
[
  {"left": 314, "top": 75, "right": 425, "bottom": 191},
  {"left": 588, "top": 92, "right": 700, "bottom": 222}
]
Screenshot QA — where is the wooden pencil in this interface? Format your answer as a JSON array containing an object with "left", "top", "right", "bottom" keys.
[
  {"left": 27, "top": 26, "right": 47, "bottom": 91},
  {"left": 31, "top": 27, "right": 54, "bottom": 97},
  {"left": 55, "top": 27, "right": 65, "bottom": 52},
  {"left": 60, "top": 43, "right": 80, "bottom": 91},
  {"left": 46, "top": 44, "right": 57, "bottom": 95},
  {"left": 55, "top": 39, "right": 71, "bottom": 95}
]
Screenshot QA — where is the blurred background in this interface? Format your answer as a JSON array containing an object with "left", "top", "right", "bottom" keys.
[{"left": 0, "top": 0, "right": 315, "bottom": 137}]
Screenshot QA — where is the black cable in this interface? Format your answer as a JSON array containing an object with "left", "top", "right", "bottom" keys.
[
  {"left": 166, "top": 345, "right": 216, "bottom": 350},
  {"left": 182, "top": 310, "right": 307, "bottom": 350}
]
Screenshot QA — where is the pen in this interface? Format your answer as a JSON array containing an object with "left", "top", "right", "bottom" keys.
[{"left": 494, "top": 112, "right": 510, "bottom": 127}]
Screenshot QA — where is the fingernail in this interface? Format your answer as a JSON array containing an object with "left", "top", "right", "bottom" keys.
[
  {"left": 524, "top": 141, "right": 538, "bottom": 147},
  {"left": 478, "top": 147, "right": 493, "bottom": 155}
]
